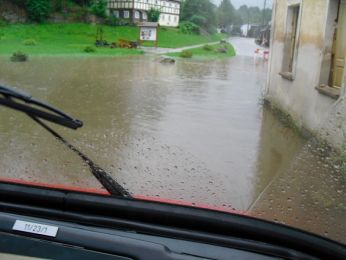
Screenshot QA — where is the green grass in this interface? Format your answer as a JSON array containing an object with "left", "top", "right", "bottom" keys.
[
  {"left": 167, "top": 43, "right": 236, "bottom": 59},
  {"left": 0, "top": 23, "right": 226, "bottom": 56}
]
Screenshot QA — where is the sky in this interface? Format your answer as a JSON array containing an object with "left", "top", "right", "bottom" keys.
[{"left": 212, "top": 0, "right": 273, "bottom": 9}]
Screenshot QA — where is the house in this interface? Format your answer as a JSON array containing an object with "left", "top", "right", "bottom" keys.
[
  {"left": 266, "top": 0, "right": 346, "bottom": 149},
  {"left": 240, "top": 24, "right": 262, "bottom": 38},
  {"left": 107, "top": 0, "right": 181, "bottom": 27}
]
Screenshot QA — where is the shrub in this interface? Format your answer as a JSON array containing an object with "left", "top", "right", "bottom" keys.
[
  {"left": 0, "top": 19, "right": 7, "bottom": 27},
  {"left": 54, "top": 0, "right": 63, "bottom": 12},
  {"left": 115, "top": 18, "right": 132, "bottom": 26},
  {"left": 90, "top": 0, "right": 107, "bottom": 18},
  {"left": 179, "top": 21, "right": 200, "bottom": 35},
  {"left": 106, "top": 15, "right": 117, "bottom": 26},
  {"left": 23, "top": 39, "right": 37, "bottom": 46},
  {"left": 203, "top": 44, "right": 213, "bottom": 51},
  {"left": 148, "top": 8, "right": 160, "bottom": 22},
  {"left": 190, "top": 15, "right": 207, "bottom": 27},
  {"left": 84, "top": 46, "right": 96, "bottom": 53},
  {"left": 74, "top": 7, "right": 90, "bottom": 21},
  {"left": 180, "top": 50, "right": 193, "bottom": 58},
  {"left": 11, "top": 51, "right": 28, "bottom": 62},
  {"left": 27, "top": 0, "right": 51, "bottom": 23}
]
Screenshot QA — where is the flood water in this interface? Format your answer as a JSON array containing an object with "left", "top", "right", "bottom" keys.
[{"left": 0, "top": 42, "right": 345, "bottom": 243}]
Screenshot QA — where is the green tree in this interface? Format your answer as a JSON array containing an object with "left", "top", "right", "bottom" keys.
[
  {"left": 148, "top": 8, "right": 160, "bottom": 22},
  {"left": 217, "top": 0, "right": 235, "bottom": 28},
  {"left": 26, "top": 0, "right": 51, "bottom": 23},
  {"left": 90, "top": 0, "right": 107, "bottom": 18},
  {"left": 71, "top": 0, "right": 93, "bottom": 6},
  {"left": 236, "top": 5, "right": 270, "bottom": 25},
  {"left": 181, "top": 0, "right": 216, "bottom": 33}
]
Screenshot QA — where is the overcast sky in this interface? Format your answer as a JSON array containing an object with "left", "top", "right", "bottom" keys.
[{"left": 212, "top": 0, "right": 273, "bottom": 9}]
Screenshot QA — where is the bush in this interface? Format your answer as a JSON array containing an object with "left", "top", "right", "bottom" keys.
[
  {"left": 180, "top": 50, "right": 193, "bottom": 58},
  {"left": 106, "top": 15, "right": 117, "bottom": 26},
  {"left": 148, "top": 8, "right": 160, "bottom": 22},
  {"left": 190, "top": 15, "right": 207, "bottom": 27},
  {"left": 179, "top": 21, "right": 200, "bottom": 35},
  {"left": 54, "top": 0, "right": 63, "bottom": 12},
  {"left": 203, "top": 44, "right": 213, "bottom": 51},
  {"left": 115, "top": 18, "right": 132, "bottom": 26},
  {"left": 11, "top": 51, "right": 28, "bottom": 62},
  {"left": 74, "top": 7, "right": 90, "bottom": 21},
  {"left": 23, "top": 39, "right": 37, "bottom": 46},
  {"left": 0, "top": 19, "right": 7, "bottom": 27},
  {"left": 27, "top": 0, "right": 51, "bottom": 23},
  {"left": 90, "top": 0, "right": 107, "bottom": 18},
  {"left": 84, "top": 46, "right": 96, "bottom": 53}
]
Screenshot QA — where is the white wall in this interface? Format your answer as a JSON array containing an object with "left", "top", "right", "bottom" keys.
[{"left": 159, "top": 14, "right": 179, "bottom": 27}]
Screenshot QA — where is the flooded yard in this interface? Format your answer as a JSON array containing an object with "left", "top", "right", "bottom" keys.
[{"left": 0, "top": 38, "right": 345, "bottom": 243}]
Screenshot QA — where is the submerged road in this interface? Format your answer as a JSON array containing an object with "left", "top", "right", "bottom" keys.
[{"left": 0, "top": 38, "right": 345, "bottom": 243}]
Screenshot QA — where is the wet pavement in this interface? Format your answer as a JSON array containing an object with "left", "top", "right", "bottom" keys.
[{"left": 0, "top": 37, "right": 345, "bottom": 243}]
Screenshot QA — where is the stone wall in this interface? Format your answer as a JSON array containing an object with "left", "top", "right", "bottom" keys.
[{"left": 0, "top": 1, "right": 27, "bottom": 23}]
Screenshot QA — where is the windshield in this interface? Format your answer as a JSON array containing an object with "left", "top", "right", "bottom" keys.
[{"left": 0, "top": 0, "right": 345, "bottom": 245}]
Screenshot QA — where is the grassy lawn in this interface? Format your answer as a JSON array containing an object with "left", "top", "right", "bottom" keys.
[
  {"left": 0, "top": 23, "right": 226, "bottom": 56},
  {"left": 167, "top": 43, "right": 236, "bottom": 59}
]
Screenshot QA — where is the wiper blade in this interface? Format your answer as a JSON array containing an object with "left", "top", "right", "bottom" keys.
[
  {"left": 0, "top": 85, "right": 130, "bottom": 197},
  {"left": 0, "top": 85, "right": 83, "bottom": 129},
  {"left": 30, "top": 115, "right": 130, "bottom": 197}
]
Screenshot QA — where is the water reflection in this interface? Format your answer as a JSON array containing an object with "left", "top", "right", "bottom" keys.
[{"left": 0, "top": 54, "right": 345, "bottom": 243}]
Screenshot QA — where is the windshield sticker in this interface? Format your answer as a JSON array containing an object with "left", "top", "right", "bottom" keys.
[{"left": 12, "top": 220, "right": 59, "bottom": 237}]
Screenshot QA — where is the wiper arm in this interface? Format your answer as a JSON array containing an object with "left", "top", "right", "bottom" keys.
[
  {"left": 0, "top": 85, "right": 130, "bottom": 197},
  {"left": 0, "top": 85, "right": 82, "bottom": 129}
]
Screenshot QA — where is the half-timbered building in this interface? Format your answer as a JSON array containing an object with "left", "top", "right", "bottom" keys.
[{"left": 108, "top": 0, "right": 181, "bottom": 27}]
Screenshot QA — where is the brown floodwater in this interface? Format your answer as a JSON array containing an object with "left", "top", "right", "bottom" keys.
[{"left": 0, "top": 53, "right": 345, "bottom": 243}]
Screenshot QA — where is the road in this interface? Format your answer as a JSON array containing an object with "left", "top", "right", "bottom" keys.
[{"left": 0, "top": 38, "right": 344, "bottom": 243}]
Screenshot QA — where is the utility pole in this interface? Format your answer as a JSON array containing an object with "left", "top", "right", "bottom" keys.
[{"left": 262, "top": 0, "right": 267, "bottom": 26}]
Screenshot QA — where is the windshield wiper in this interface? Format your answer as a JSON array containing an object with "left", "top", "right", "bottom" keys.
[
  {"left": 0, "top": 85, "right": 130, "bottom": 197},
  {"left": 0, "top": 85, "right": 82, "bottom": 129}
]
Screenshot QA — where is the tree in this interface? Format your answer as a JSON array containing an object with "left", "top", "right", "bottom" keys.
[
  {"left": 148, "top": 8, "right": 160, "bottom": 22},
  {"left": 236, "top": 5, "right": 271, "bottom": 25},
  {"left": 217, "top": 0, "right": 235, "bottom": 28},
  {"left": 90, "top": 0, "right": 107, "bottom": 18},
  {"left": 26, "top": 0, "right": 51, "bottom": 23},
  {"left": 181, "top": 0, "right": 216, "bottom": 33}
]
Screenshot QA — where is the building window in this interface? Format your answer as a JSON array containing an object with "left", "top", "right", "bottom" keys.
[
  {"left": 143, "top": 12, "right": 147, "bottom": 20},
  {"left": 316, "top": 0, "right": 346, "bottom": 99},
  {"left": 329, "top": 0, "right": 346, "bottom": 89},
  {"left": 135, "top": 11, "right": 140, "bottom": 19},
  {"left": 113, "top": 10, "right": 119, "bottom": 18},
  {"left": 124, "top": 10, "right": 130, "bottom": 19},
  {"left": 280, "top": 4, "right": 301, "bottom": 80}
]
